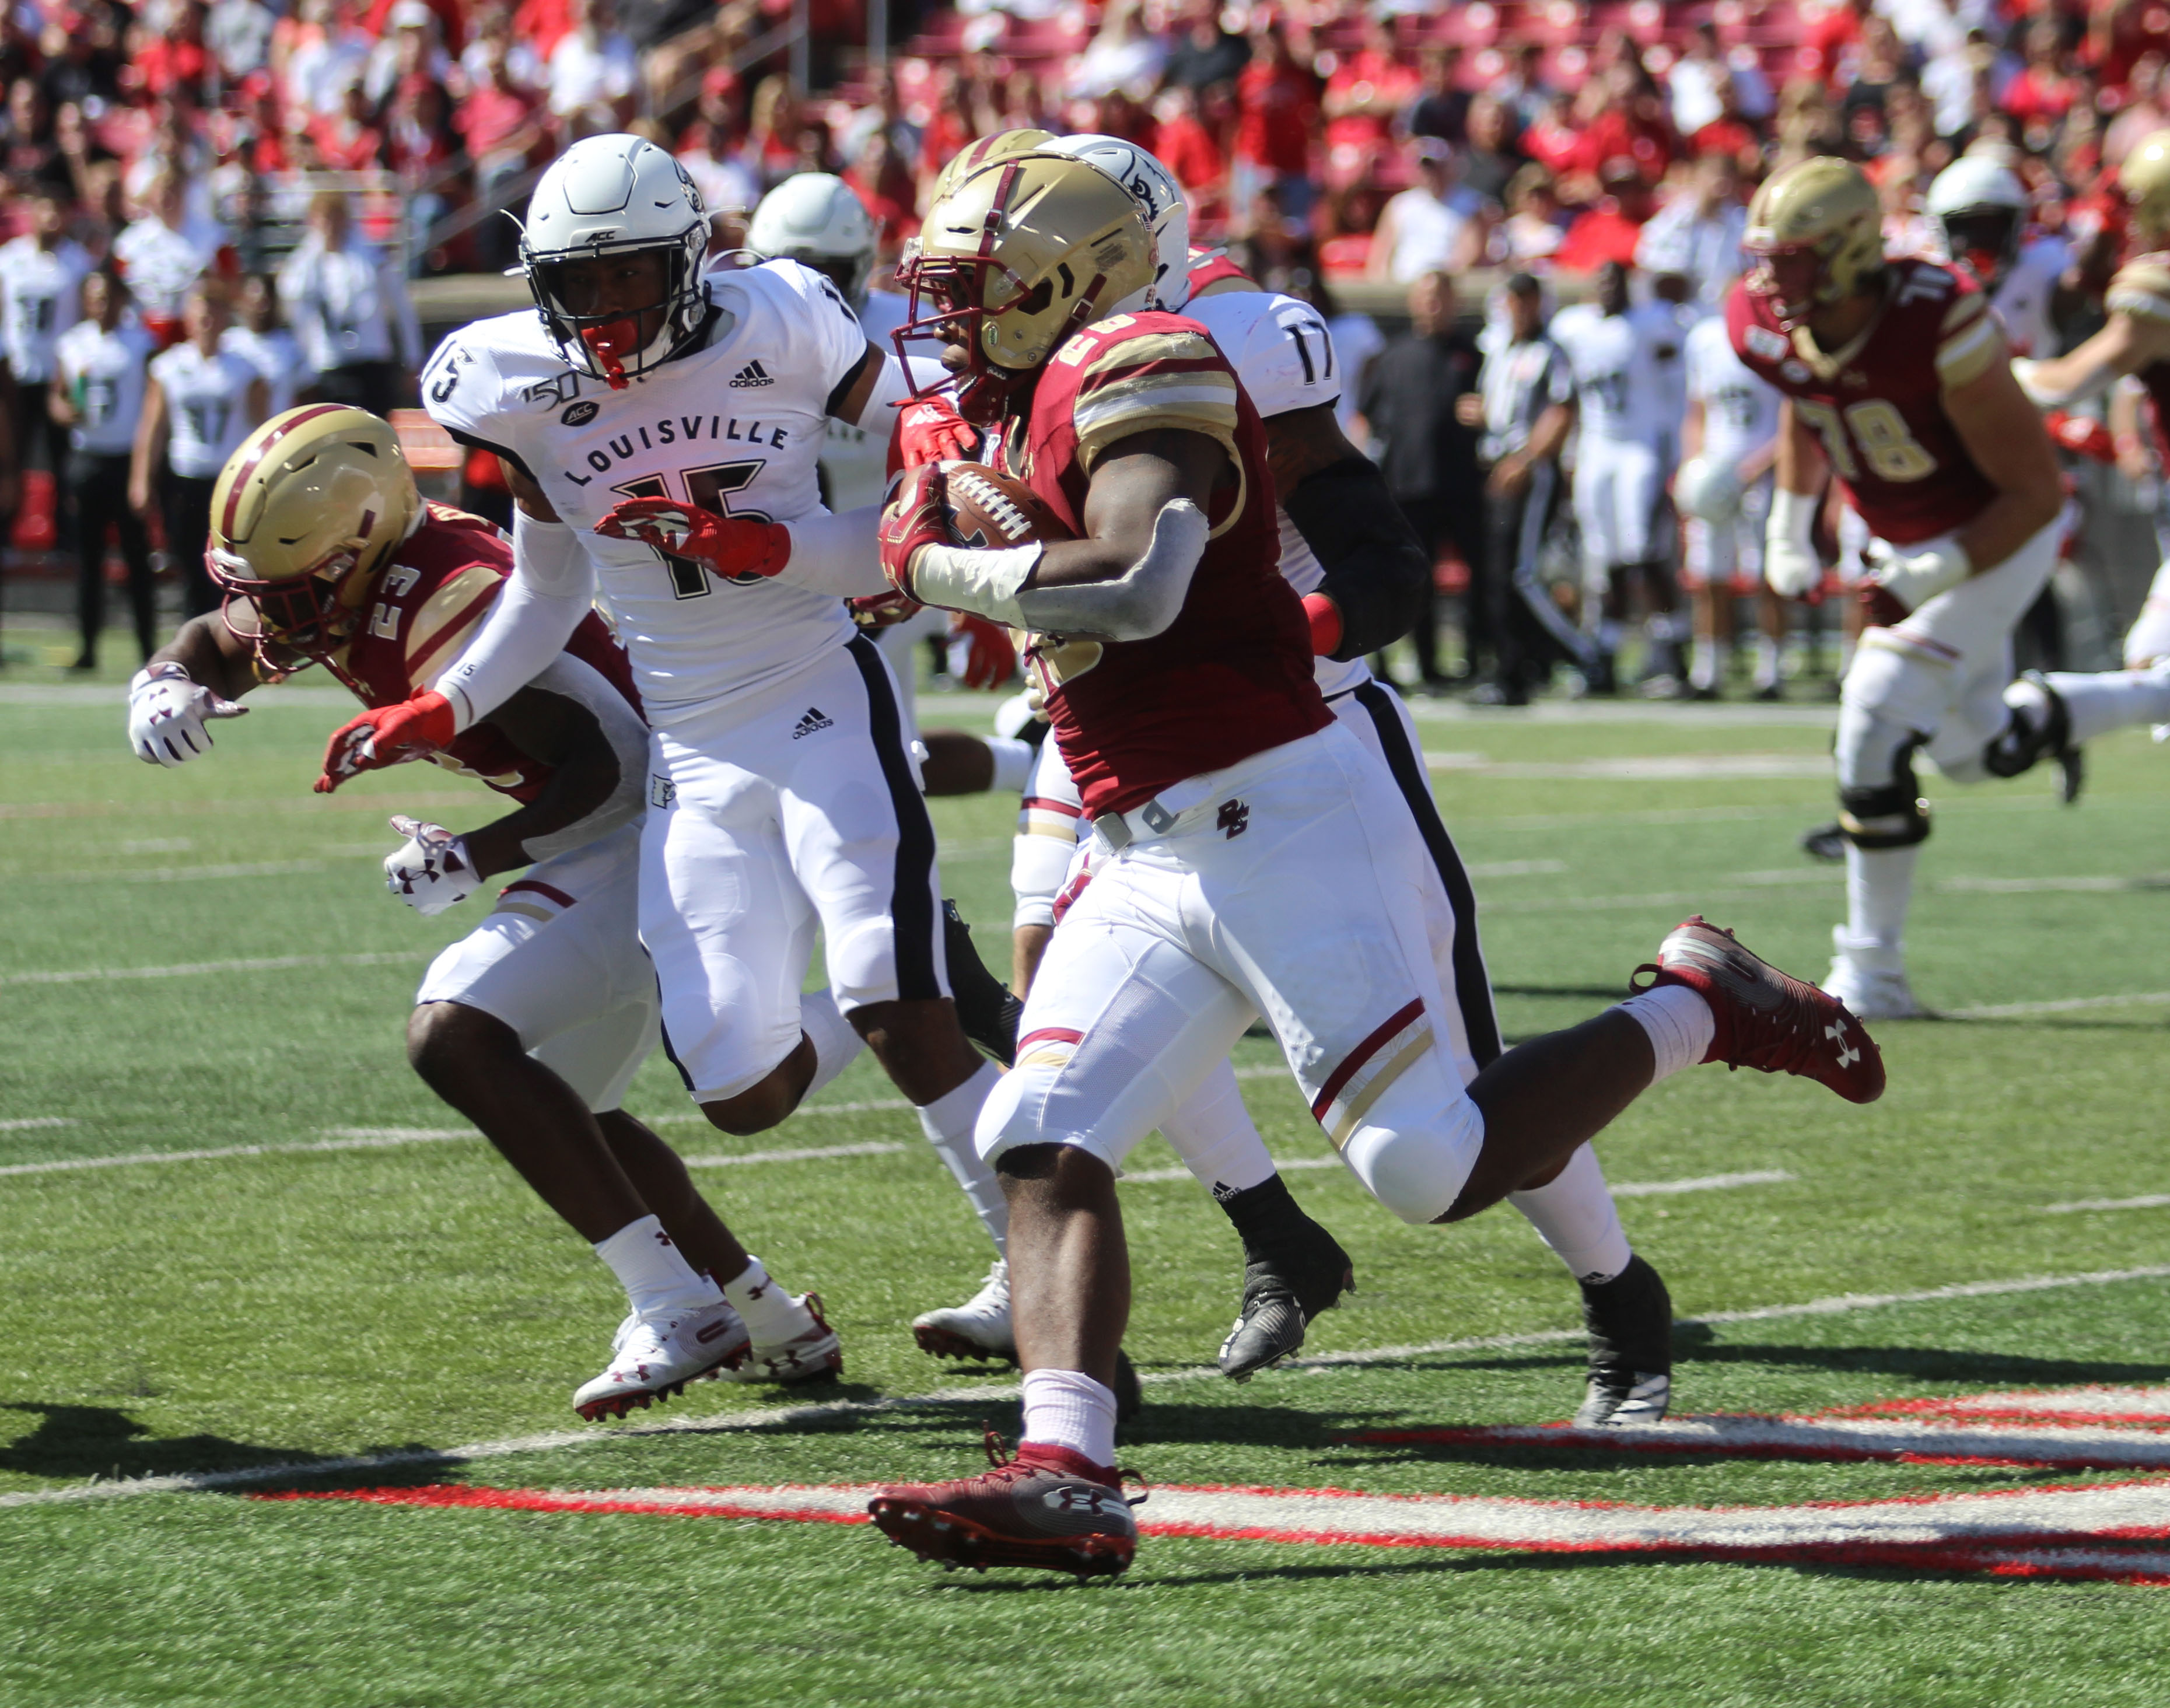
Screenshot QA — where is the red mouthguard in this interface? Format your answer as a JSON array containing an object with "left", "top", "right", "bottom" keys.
[{"left": 580, "top": 318, "right": 638, "bottom": 390}]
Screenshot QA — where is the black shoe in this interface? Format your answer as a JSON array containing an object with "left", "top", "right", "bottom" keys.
[
  {"left": 1687, "top": 681, "right": 1721, "bottom": 702},
  {"left": 1574, "top": 1254, "right": 1672, "bottom": 1427},
  {"left": 66, "top": 655, "right": 96, "bottom": 673},
  {"left": 1800, "top": 820, "right": 1848, "bottom": 863},
  {"left": 1578, "top": 653, "right": 1618, "bottom": 697},
  {"left": 1752, "top": 681, "right": 1784, "bottom": 702},
  {"left": 941, "top": 900, "right": 1021, "bottom": 1066},
  {"left": 1216, "top": 1194, "right": 1356, "bottom": 1382}
]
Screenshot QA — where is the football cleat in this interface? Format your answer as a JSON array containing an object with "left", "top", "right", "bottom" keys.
[
  {"left": 1574, "top": 1255, "right": 1673, "bottom": 1427},
  {"left": 1217, "top": 1218, "right": 1356, "bottom": 1382},
  {"left": 869, "top": 1430, "right": 1142, "bottom": 1579},
  {"left": 1634, "top": 915, "right": 1887, "bottom": 1103},
  {"left": 914, "top": 1259, "right": 1015, "bottom": 1362},
  {"left": 1799, "top": 820, "right": 1847, "bottom": 863},
  {"left": 573, "top": 1298, "right": 750, "bottom": 1422},
  {"left": 942, "top": 900, "right": 1023, "bottom": 1065},
  {"left": 1823, "top": 953, "right": 1923, "bottom": 1021},
  {"left": 732, "top": 1292, "right": 844, "bottom": 1384}
]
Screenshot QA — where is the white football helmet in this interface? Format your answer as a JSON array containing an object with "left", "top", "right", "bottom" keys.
[
  {"left": 747, "top": 173, "right": 880, "bottom": 310},
  {"left": 520, "top": 134, "right": 710, "bottom": 385},
  {"left": 1926, "top": 155, "right": 2028, "bottom": 290},
  {"left": 1049, "top": 133, "right": 1191, "bottom": 309},
  {"left": 1673, "top": 456, "right": 1743, "bottom": 523}
]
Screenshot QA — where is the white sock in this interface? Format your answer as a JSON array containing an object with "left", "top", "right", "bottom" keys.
[
  {"left": 1509, "top": 1144, "right": 1632, "bottom": 1284},
  {"left": 800, "top": 988, "right": 863, "bottom": 1101},
  {"left": 1689, "top": 639, "right": 1727, "bottom": 691},
  {"left": 2034, "top": 664, "right": 2170, "bottom": 745},
  {"left": 594, "top": 1214, "right": 722, "bottom": 1317},
  {"left": 1845, "top": 842, "right": 1919, "bottom": 949},
  {"left": 986, "top": 734, "right": 1037, "bottom": 794},
  {"left": 1618, "top": 982, "right": 1714, "bottom": 1083},
  {"left": 1020, "top": 1366, "right": 1118, "bottom": 1469},
  {"left": 721, "top": 1254, "right": 806, "bottom": 1340},
  {"left": 917, "top": 1059, "right": 1007, "bottom": 1255},
  {"left": 1751, "top": 632, "right": 1781, "bottom": 690},
  {"left": 1161, "top": 1060, "right": 1277, "bottom": 1196}
]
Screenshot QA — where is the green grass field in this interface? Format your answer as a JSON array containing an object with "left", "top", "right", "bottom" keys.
[{"left": 6, "top": 642, "right": 2170, "bottom": 1707}]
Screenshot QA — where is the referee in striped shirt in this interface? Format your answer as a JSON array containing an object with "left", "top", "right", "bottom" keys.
[{"left": 1458, "top": 273, "right": 1593, "bottom": 704}]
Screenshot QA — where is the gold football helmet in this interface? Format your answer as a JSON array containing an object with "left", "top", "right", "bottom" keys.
[
  {"left": 897, "top": 150, "right": 1156, "bottom": 423},
  {"left": 206, "top": 404, "right": 422, "bottom": 668},
  {"left": 2124, "top": 130, "right": 2170, "bottom": 247},
  {"left": 1744, "top": 156, "right": 1886, "bottom": 328}
]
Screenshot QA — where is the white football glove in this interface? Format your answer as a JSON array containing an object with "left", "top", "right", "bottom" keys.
[
  {"left": 1867, "top": 540, "right": 1972, "bottom": 613},
  {"left": 128, "top": 663, "right": 247, "bottom": 766},
  {"left": 383, "top": 815, "right": 481, "bottom": 916},
  {"left": 1762, "top": 487, "right": 1822, "bottom": 599},
  {"left": 1673, "top": 456, "right": 1742, "bottom": 524}
]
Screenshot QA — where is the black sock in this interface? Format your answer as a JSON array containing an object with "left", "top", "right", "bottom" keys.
[{"left": 1216, "top": 1174, "right": 1310, "bottom": 1248}]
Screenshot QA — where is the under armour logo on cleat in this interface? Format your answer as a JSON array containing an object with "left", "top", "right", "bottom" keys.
[
  {"left": 792, "top": 707, "right": 834, "bottom": 739},
  {"left": 729, "top": 360, "right": 774, "bottom": 388},
  {"left": 1216, "top": 799, "right": 1250, "bottom": 839},
  {"left": 1826, "top": 1020, "right": 1860, "bottom": 1068}
]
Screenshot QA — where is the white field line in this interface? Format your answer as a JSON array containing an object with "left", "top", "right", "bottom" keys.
[
  {"left": 1427, "top": 752, "right": 1833, "bottom": 782},
  {"left": 1462, "top": 859, "right": 1567, "bottom": 878},
  {"left": 0, "top": 1117, "right": 76, "bottom": 1132},
  {"left": 0, "top": 950, "right": 423, "bottom": 988},
  {"left": 9, "top": 1263, "right": 2170, "bottom": 1511},
  {"left": 1940, "top": 874, "right": 2170, "bottom": 894},
  {"left": 682, "top": 1143, "right": 908, "bottom": 1166},
  {"left": 8, "top": 859, "right": 329, "bottom": 885},
  {"left": 258, "top": 1477, "right": 2170, "bottom": 1570},
  {"left": 0, "top": 1129, "right": 481, "bottom": 1177},
  {"left": 1121, "top": 1161, "right": 1794, "bottom": 1195},
  {"left": 0, "top": 792, "right": 475, "bottom": 822},
  {"left": 2043, "top": 1195, "right": 2170, "bottom": 1214},
  {"left": 1945, "top": 990, "right": 2170, "bottom": 1020}
]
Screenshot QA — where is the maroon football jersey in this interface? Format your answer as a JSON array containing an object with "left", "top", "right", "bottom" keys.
[
  {"left": 1726, "top": 260, "right": 2006, "bottom": 545},
  {"left": 333, "top": 503, "right": 642, "bottom": 804},
  {"left": 992, "top": 310, "right": 1328, "bottom": 818}
]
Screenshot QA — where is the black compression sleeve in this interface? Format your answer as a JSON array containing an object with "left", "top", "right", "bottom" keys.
[{"left": 1281, "top": 456, "right": 1432, "bottom": 662}]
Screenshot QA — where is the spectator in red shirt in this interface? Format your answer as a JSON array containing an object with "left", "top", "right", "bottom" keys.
[
  {"left": 136, "top": 2, "right": 216, "bottom": 106},
  {"left": 1554, "top": 157, "right": 1657, "bottom": 272},
  {"left": 1324, "top": 13, "right": 1417, "bottom": 158},
  {"left": 457, "top": 33, "right": 548, "bottom": 270},
  {"left": 844, "top": 129, "right": 917, "bottom": 258},
  {"left": 1234, "top": 23, "right": 1319, "bottom": 224},
  {"left": 2003, "top": 17, "right": 2082, "bottom": 136},
  {"left": 1571, "top": 58, "right": 1678, "bottom": 188},
  {"left": 310, "top": 79, "right": 384, "bottom": 171},
  {"left": 1152, "top": 82, "right": 1225, "bottom": 231}
]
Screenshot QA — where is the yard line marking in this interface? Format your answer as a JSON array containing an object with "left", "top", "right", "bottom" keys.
[
  {"left": 0, "top": 792, "right": 474, "bottom": 822},
  {"left": 2042, "top": 1194, "right": 2170, "bottom": 1214},
  {"left": 684, "top": 1143, "right": 909, "bottom": 1166},
  {"left": 0, "top": 1129, "right": 481, "bottom": 1177},
  {"left": 1426, "top": 752, "right": 1832, "bottom": 782},
  {"left": 10, "top": 859, "right": 328, "bottom": 885},
  {"left": 1, "top": 950, "right": 423, "bottom": 987},
  {"left": 1939, "top": 874, "right": 2170, "bottom": 894},
  {"left": 654, "top": 1097, "right": 918, "bottom": 1122},
  {"left": 1486, "top": 881, "right": 1838, "bottom": 916},
  {"left": 252, "top": 1477, "right": 2170, "bottom": 1585},
  {"left": 1945, "top": 990, "right": 2170, "bottom": 1020},
  {"left": 1462, "top": 859, "right": 1567, "bottom": 878},
  {"left": 10, "top": 1264, "right": 2170, "bottom": 1510},
  {"left": 0, "top": 1117, "right": 76, "bottom": 1132},
  {"left": 1121, "top": 1163, "right": 1794, "bottom": 1195}
]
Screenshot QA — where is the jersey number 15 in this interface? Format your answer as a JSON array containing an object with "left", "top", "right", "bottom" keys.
[{"left": 612, "top": 460, "right": 770, "bottom": 598}]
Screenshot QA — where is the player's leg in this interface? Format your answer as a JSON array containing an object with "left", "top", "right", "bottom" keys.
[
  {"left": 66, "top": 452, "right": 110, "bottom": 669},
  {"left": 1339, "top": 680, "right": 1665, "bottom": 1420},
  {"left": 114, "top": 478, "right": 157, "bottom": 663},
  {"left": 1684, "top": 516, "right": 1727, "bottom": 698},
  {"left": 1619, "top": 442, "right": 1685, "bottom": 690},
  {"left": 1825, "top": 519, "right": 2060, "bottom": 1015},
  {"left": 1574, "top": 447, "right": 1622, "bottom": 691}
]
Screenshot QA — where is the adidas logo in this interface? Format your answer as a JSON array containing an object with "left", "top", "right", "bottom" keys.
[
  {"left": 729, "top": 360, "right": 774, "bottom": 388},
  {"left": 791, "top": 706, "right": 834, "bottom": 740}
]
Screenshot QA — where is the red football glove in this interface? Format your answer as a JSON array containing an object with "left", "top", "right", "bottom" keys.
[
  {"left": 1301, "top": 592, "right": 1343, "bottom": 657},
  {"left": 594, "top": 499, "right": 792, "bottom": 580},
  {"left": 892, "top": 394, "right": 977, "bottom": 471},
  {"left": 947, "top": 612, "right": 1016, "bottom": 688},
  {"left": 316, "top": 689, "right": 456, "bottom": 794},
  {"left": 848, "top": 590, "right": 925, "bottom": 629},
  {"left": 878, "top": 463, "right": 950, "bottom": 597},
  {"left": 2044, "top": 409, "right": 2116, "bottom": 464}
]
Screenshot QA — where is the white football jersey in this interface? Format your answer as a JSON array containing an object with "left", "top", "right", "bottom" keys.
[
  {"left": 1550, "top": 300, "right": 1686, "bottom": 450},
  {"left": 1181, "top": 289, "right": 1368, "bottom": 699},
  {"left": 221, "top": 324, "right": 311, "bottom": 415},
  {"left": 55, "top": 318, "right": 154, "bottom": 456},
  {"left": 0, "top": 237, "right": 89, "bottom": 384},
  {"left": 424, "top": 260, "right": 876, "bottom": 729},
  {"left": 1685, "top": 314, "right": 1779, "bottom": 467},
  {"left": 150, "top": 343, "right": 261, "bottom": 478},
  {"left": 1989, "top": 236, "right": 2070, "bottom": 359},
  {"left": 820, "top": 287, "right": 912, "bottom": 512}
]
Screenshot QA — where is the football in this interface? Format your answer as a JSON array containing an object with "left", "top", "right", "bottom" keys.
[{"left": 942, "top": 461, "right": 1075, "bottom": 550}]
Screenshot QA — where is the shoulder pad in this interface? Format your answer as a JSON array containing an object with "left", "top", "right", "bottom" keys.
[{"left": 2109, "top": 254, "right": 2170, "bottom": 324}]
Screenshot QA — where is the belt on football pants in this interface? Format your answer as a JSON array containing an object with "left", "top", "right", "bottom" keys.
[{"left": 1089, "top": 772, "right": 1224, "bottom": 852}]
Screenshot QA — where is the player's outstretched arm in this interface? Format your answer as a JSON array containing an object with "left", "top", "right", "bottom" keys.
[
  {"left": 1266, "top": 401, "right": 1429, "bottom": 660},
  {"left": 449, "top": 684, "right": 639, "bottom": 880},
  {"left": 127, "top": 613, "right": 257, "bottom": 766},
  {"left": 2013, "top": 304, "right": 2170, "bottom": 408},
  {"left": 888, "top": 428, "right": 1225, "bottom": 641}
]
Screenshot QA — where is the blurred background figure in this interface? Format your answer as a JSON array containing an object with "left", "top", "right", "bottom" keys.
[
  {"left": 53, "top": 267, "right": 156, "bottom": 672},
  {"left": 278, "top": 191, "right": 420, "bottom": 416}
]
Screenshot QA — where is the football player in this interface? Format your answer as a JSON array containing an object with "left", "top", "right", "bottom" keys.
[
  {"left": 333, "top": 135, "right": 1020, "bottom": 1355},
  {"left": 1926, "top": 155, "right": 2077, "bottom": 363},
  {"left": 985, "top": 132, "right": 1684, "bottom": 1418},
  {"left": 1990, "top": 133, "right": 2170, "bottom": 769},
  {"left": 124, "top": 405, "right": 841, "bottom": 1418},
  {"left": 1550, "top": 261, "right": 1692, "bottom": 694},
  {"left": 744, "top": 170, "right": 1035, "bottom": 797},
  {"left": 1733, "top": 158, "right": 2073, "bottom": 1019},
  {"left": 1674, "top": 309, "right": 1785, "bottom": 699},
  {"left": 863, "top": 148, "right": 1884, "bottom": 1579}
]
